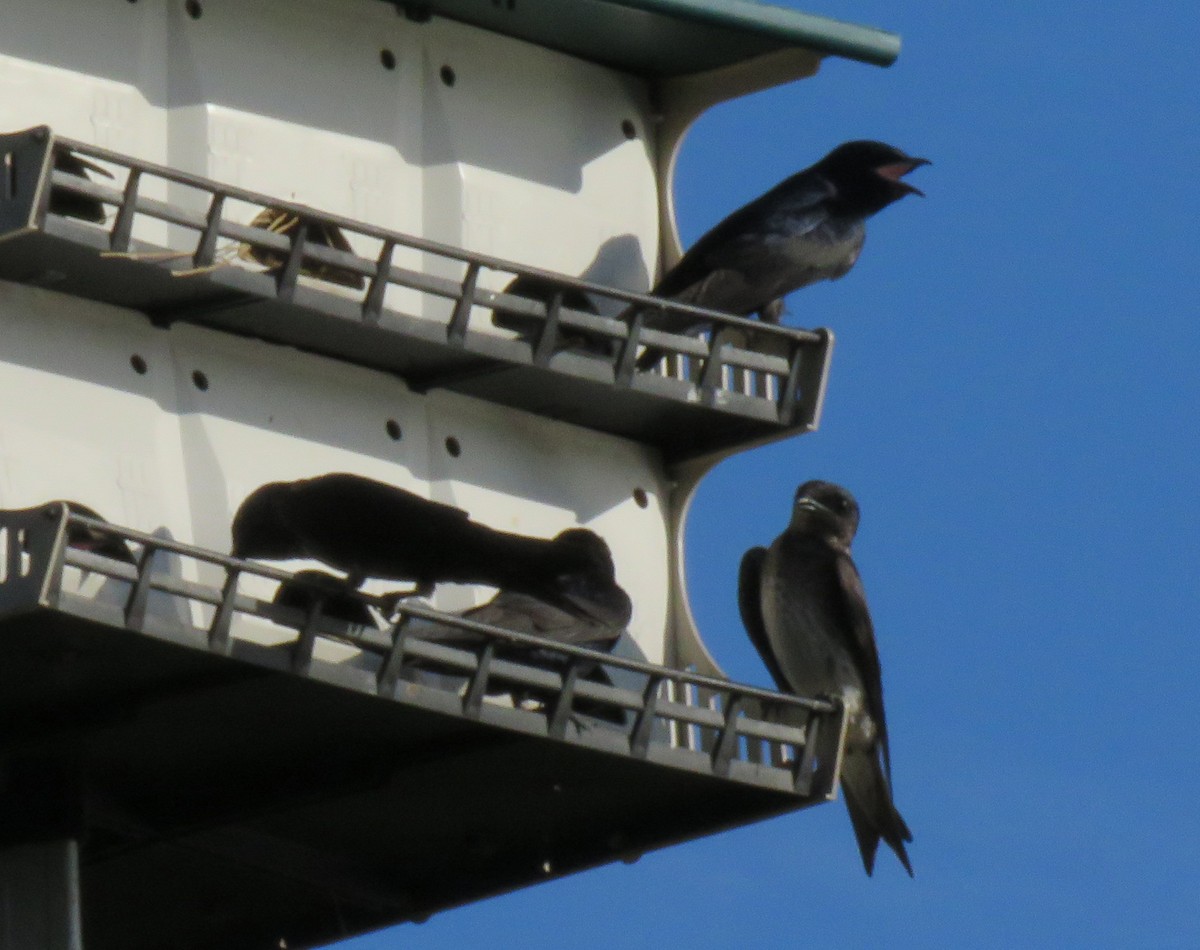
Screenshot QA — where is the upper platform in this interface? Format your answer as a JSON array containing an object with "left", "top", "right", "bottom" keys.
[{"left": 0, "top": 126, "right": 833, "bottom": 466}]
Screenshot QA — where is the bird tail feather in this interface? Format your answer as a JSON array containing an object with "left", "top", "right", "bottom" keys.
[{"left": 840, "top": 750, "right": 913, "bottom": 877}]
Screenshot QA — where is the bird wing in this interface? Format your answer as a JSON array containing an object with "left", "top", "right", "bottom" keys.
[
  {"left": 554, "top": 577, "right": 632, "bottom": 631},
  {"left": 738, "top": 546, "right": 792, "bottom": 691},
  {"left": 468, "top": 591, "right": 621, "bottom": 650},
  {"left": 653, "top": 171, "right": 837, "bottom": 302},
  {"left": 834, "top": 550, "right": 893, "bottom": 781}
]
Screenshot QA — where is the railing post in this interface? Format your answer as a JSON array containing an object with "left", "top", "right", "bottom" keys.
[
  {"left": 462, "top": 640, "right": 496, "bottom": 718},
  {"left": 376, "top": 615, "right": 413, "bottom": 695},
  {"left": 108, "top": 167, "right": 142, "bottom": 253},
  {"left": 547, "top": 661, "right": 581, "bottom": 738},
  {"left": 291, "top": 597, "right": 324, "bottom": 675},
  {"left": 446, "top": 262, "right": 481, "bottom": 344},
  {"left": 276, "top": 216, "right": 308, "bottom": 300},
  {"left": 207, "top": 568, "right": 240, "bottom": 655},
  {"left": 711, "top": 694, "right": 742, "bottom": 777},
  {"left": 532, "top": 291, "right": 564, "bottom": 366},
  {"left": 629, "top": 675, "right": 663, "bottom": 758},
  {"left": 123, "top": 546, "right": 157, "bottom": 631},
  {"left": 614, "top": 310, "right": 646, "bottom": 385},
  {"left": 361, "top": 238, "right": 395, "bottom": 325},
  {"left": 192, "top": 191, "right": 226, "bottom": 268}
]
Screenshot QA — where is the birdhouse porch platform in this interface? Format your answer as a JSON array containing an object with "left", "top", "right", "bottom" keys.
[
  {"left": 0, "top": 502, "right": 845, "bottom": 949},
  {"left": 0, "top": 127, "right": 833, "bottom": 465}
]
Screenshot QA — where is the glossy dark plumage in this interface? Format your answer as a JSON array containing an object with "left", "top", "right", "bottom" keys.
[
  {"left": 231, "top": 473, "right": 473, "bottom": 590},
  {"left": 634, "top": 140, "right": 928, "bottom": 369},
  {"left": 231, "top": 473, "right": 623, "bottom": 614},
  {"left": 738, "top": 480, "right": 912, "bottom": 876}
]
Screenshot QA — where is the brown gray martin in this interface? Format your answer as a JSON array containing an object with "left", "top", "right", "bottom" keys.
[
  {"left": 407, "top": 587, "right": 631, "bottom": 723},
  {"left": 633, "top": 140, "right": 928, "bottom": 369},
  {"left": 738, "top": 480, "right": 912, "bottom": 876}
]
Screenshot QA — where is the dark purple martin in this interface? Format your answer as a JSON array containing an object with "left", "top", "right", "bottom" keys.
[
  {"left": 633, "top": 140, "right": 928, "bottom": 369},
  {"left": 231, "top": 473, "right": 472, "bottom": 592},
  {"left": 231, "top": 473, "right": 623, "bottom": 613},
  {"left": 738, "top": 480, "right": 912, "bottom": 876}
]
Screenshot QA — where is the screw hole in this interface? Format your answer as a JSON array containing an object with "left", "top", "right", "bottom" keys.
[
  {"left": 192, "top": 370, "right": 209, "bottom": 391},
  {"left": 444, "top": 436, "right": 461, "bottom": 457},
  {"left": 380, "top": 48, "right": 396, "bottom": 70},
  {"left": 621, "top": 119, "right": 637, "bottom": 140},
  {"left": 130, "top": 354, "right": 147, "bottom": 375},
  {"left": 185, "top": 0, "right": 202, "bottom": 19},
  {"left": 385, "top": 419, "right": 402, "bottom": 441},
  {"left": 440, "top": 65, "right": 456, "bottom": 87},
  {"left": 633, "top": 488, "right": 649, "bottom": 509}
]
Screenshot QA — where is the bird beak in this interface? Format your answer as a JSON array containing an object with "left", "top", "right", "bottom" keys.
[
  {"left": 794, "top": 496, "right": 837, "bottom": 519},
  {"left": 876, "top": 158, "right": 930, "bottom": 197}
]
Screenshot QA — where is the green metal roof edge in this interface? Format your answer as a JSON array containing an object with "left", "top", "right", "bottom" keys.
[{"left": 606, "top": 0, "right": 900, "bottom": 67}]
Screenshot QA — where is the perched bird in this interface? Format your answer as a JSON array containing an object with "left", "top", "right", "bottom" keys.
[
  {"left": 738, "top": 480, "right": 912, "bottom": 876},
  {"left": 491, "top": 273, "right": 612, "bottom": 356},
  {"left": 633, "top": 140, "right": 929, "bottom": 369},
  {"left": 56, "top": 501, "right": 137, "bottom": 564},
  {"left": 407, "top": 587, "right": 631, "bottom": 723},
  {"left": 49, "top": 153, "right": 114, "bottom": 224},
  {"left": 231, "top": 474, "right": 474, "bottom": 591},
  {"left": 231, "top": 474, "right": 623, "bottom": 612},
  {"left": 239, "top": 207, "right": 365, "bottom": 290}
]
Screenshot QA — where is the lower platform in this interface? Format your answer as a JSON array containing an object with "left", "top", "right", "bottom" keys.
[{"left": 0, "top": 503, "right": 844, "bottom": 949}]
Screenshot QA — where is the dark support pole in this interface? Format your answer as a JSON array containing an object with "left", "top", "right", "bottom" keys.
[
  {"left": 0, "top": 839, "right": 83, "bottom": 950},
  {"left": 0, "top": 756, "right": 85, "bottom": 949}
]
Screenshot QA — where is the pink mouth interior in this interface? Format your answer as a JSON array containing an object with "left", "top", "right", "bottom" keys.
[{"left": 876, "top": 162, "right": 918, "bottom": 182}]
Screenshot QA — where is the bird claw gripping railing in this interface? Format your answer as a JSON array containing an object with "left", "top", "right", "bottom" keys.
[
  {"left": 0, "top": 126, "right": 834, "bottom": 462},
  {"left": 0, "top": 502, "right": 846, "bottom": 799}
]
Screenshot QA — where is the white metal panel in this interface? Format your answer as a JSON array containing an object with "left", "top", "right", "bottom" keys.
[
  {"left": 165, "top": 322, "right": 432, "bottom": 656},
  {"left": 0, "top": 0, "right": 166, "bottom": 156},
  {"left": 0, "top": 0, "right": 171, "bottom": 244},
  {"left": 424, "top": 389, "right": 668, "bottom": 661},
  {"left": 419, "top": 17, "right": 657, "bottom": 330},
  {"left": 0, "top": 280, "right": 191, "bottom": 622},
  {"left": 0, "top": 0, "right": 732, "bottom": 674}
]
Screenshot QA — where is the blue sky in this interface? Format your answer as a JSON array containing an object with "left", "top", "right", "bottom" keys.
[{"left": 348, "top": 3, "right": 1200, "bottom": 947}]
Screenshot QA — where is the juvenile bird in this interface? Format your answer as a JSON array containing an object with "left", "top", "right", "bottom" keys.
[
  {"left": 738, "top": 480, "right": 913, "bottom": 876},
  {"left": 406, "top": 586, "right": 632, "bottom": 723},
  {"left": 634, "top": 140, "right": 928, "bottom": 369}
]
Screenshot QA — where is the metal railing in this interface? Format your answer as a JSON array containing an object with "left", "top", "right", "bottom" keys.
[
  {"left": 0, "top": 126, "right": 833, "bottom": 456},
  {"left": 0, "top": 502, "right": 846, "bottom": 799}
]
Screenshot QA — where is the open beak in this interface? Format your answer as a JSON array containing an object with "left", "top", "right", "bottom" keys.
[{"left": 876, "top": 157, "right": 930, "bottom": 197}]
